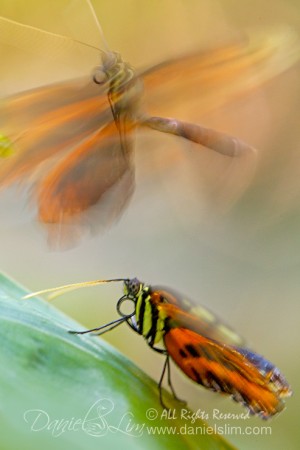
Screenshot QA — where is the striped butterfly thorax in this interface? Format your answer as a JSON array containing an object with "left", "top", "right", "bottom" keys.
[
  {"left": 0, "top": 6, "right": 299, "bottom": 246},
  {"left": 25, "top": 276, "right": 292, "bottom": 418}
]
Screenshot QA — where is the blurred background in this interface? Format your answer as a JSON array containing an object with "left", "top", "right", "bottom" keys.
[{"left": 0, "top": 0, "right": 299, "bottom": 448}]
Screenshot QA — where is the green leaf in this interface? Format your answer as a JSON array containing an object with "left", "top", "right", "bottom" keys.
[{"left": 0, "top": 272, "right": 235, "bottom": 450}]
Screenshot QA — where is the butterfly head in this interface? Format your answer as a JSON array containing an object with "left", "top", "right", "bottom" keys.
[
  {"left": 123, "top": 277, "right": 143, "bottom": 299},
  {"left": 114, "top": 278, "right": 144, "bottom": 326},
  {"left": 93, "top": 51, "right": 134, "bottom": 86}
]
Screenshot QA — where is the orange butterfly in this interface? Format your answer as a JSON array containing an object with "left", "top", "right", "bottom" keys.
[
  {"left": 26, "top": 277, "right": 292, "bottom": 418},
  {"left": 0, "top": 8, "right": 299, "bottom": 247}
]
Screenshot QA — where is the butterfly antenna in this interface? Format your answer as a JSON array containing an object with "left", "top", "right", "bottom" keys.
[
  {"left": 85, "top": 0, "right": 110, "bottom": 52},
  {"left": 23, "top": 278, "right": 125, "bottom": 300}
]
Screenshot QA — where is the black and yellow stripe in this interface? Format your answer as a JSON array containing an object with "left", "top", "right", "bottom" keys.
[{"left": 128, "top": 282, "right": 168, "bottom": 347}]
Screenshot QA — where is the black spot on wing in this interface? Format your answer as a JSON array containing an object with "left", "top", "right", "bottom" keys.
[
  {"left": 191, "top": 368, "right": 203, "bottom": 384},
  {"left": 179, "top": 348, "right": 188, "bottom": 358},
  {"left": 185, "top": 344, "right": 200, "bottom": 358}
]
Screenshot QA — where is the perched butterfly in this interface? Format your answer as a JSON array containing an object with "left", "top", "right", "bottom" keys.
[
  {"left": 25, "top": 277, "right": 292, "bottom": 418},
  {"left": 0, "top": 3, "right": 299, "bottom": 247}
]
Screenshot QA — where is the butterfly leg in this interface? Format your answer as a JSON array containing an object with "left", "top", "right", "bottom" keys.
[
  {"left": 68, "top": 316, "right": 127, "bottom": 335},
  {"left": 151, "top": 347, "right": 186, "bottom": 407},
  {"left": 165, "top": 355, "right": 187, "bottom": 405}
]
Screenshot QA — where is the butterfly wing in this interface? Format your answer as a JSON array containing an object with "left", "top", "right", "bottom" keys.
[
  {"left": 151, "top": 287, "right": 245, "bottom": 347},
  {"left": 164, "top": 327, "right": 291, "bottom": 418},
  {"left": 0, "top": 77, "right": 112, "bottom": 185},
  {"left": 0, "top": 76, "right": 136, "bottom": 247},
  {"left": 142, "top": 29, "right": 300, "bottom": 116},
  {"left": 36, "top": 119, "right": 134, "bottom": 247}
]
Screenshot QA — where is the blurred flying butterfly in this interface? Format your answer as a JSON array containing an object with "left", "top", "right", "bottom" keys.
[
  {"left": 25, "top": 276, "right": 292, "bottom": 418},
  {"left": 0, "top": 1, "right": 299, "bottom": 247}
]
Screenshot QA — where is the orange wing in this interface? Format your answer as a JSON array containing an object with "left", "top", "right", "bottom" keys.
[
  {"left": 37, "top": 121, "right": 134, "bottom": 248},
  {"left": 0, "top": 78, "right": 135, "bottom": 247},
  {"left": 142, "top": 29, "right": 300, "bottom": 116},
  {"left": 164, "top": 327, "right": 291, "bottom": 418},
  {"left": 0, "top": 78, "right": 111, "bottom": 185}
]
